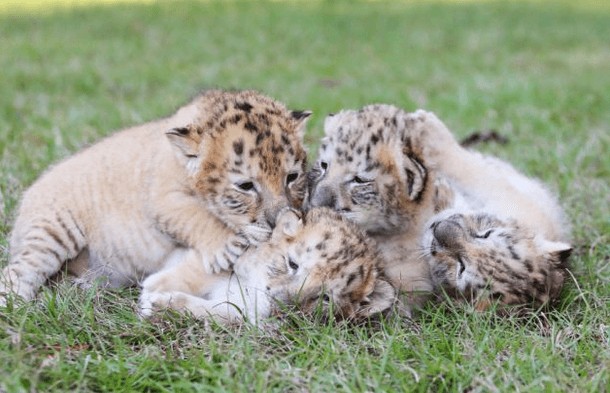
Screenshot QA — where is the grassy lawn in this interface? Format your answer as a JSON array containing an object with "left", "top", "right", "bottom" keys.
[{"left": 1, "top": 0, "right": 608, "bottom": 391}]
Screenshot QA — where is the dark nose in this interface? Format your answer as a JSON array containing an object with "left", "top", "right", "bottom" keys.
[{"left": 432, "top": 220, "right": 464, "bottom": 251}]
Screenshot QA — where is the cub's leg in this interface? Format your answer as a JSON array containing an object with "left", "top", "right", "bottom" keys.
[
  {"left": 151, "top": 191, "right": 251, "bottom": 274},
  {"left": 416, "top": 110, "right": 487, "bottom": 183},
  {"left": 139, "top": 249, "right": 245, "bottom": 324},
  {"left": 1, "top": 211, "right": 86, "bottom": 304}
]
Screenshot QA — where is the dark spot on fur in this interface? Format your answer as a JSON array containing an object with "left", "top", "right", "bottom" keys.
[
  {"left": 235, "top": 101, "right": 253, "bottom": 113},
  {"left": 233, "top": 140, "right": 244, "bottom": 155},
  {"left": 245, "top": 121, "right": 258, "bottom": 133},
  {"left": 230, "top": 114, "right": 243, "bottom": 124},
  {"left": 346, "top": 273, "right": 357, "bottom": 286},
  {"left": 281, "top": 134, "right": 291, "bottom": 146},
  {"left": 256, "top": 133, "right": 265, "bottom": 145},
  {"left": 507, "top": 245, "right": 520, "bottom": 260}
]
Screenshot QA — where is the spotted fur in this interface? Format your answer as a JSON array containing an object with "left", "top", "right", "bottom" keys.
[
  {"left": 424, "top": 212, "right": 570, "bottom": 308},
  {"left": 1, "top": 90, "right": 310, "bottom": 304},
  {"left": 418, "top": 110, "right": 572, "bottom": 309},
  {"left": 307, "top": 105, "right": 438, "bottom": 314},
  {"left": 139, "top": 208, "right": 395, "bottom": 325}
]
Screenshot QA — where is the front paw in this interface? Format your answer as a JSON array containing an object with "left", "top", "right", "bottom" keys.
[
  {"left": 202, "top": 233, "right": 250, "bottom": 274},
  {"left": 138, "top": 290, "right": 166, "bottom": 318},
  {"left": 240, "top": 225, "right": 272, "bottom": 246}
]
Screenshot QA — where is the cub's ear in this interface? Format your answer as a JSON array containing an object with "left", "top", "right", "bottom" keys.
[
  {"left": 537, "top": 237, "right": 572, "bottom": 268},
  {"left": 401, "top": 151, "right": 428, "bottom": 202},
  {"left": 548, "top": 241, "right": 572, "bottom": 267},
  {"left": 323, "top": 112, "right": 341, "bottom": 137},
  {"left": 274, "top": 208, "right": 304, "bottom": 240},
  {"left": 166, "top": 124, "right": 203, "bottom": 158},
  {"left": 360, "top": 278, "right": 396, "bottom": 317},
  {"left": 290, "top": 110, "right": 312, "bottom": 139}
]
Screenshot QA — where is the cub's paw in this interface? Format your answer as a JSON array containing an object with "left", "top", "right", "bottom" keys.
[
  {"left": 138, "top": 290, "right": 180, "bottom": 318},
  {"left": 202, "top": 233, "right": 250, "bottom": 274},
  {"left": 241, "top": 225, "right": 273, "bottom": 245}
]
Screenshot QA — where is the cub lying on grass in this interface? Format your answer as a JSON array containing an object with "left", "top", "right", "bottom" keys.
[
  {"left": 307, "top": 103, "right": 571, "bottom": 313},
  {"left": 1, "top": 90, "right": 310, "bottom": 305},
  {"left": 417, "top": 110, "right": 572, "bottom": 310},
  {"left": 140, "top": 208, "right": 396, "bottom": 325}
]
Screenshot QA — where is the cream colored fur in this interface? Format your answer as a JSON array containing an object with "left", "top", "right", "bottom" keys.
[
  {"left": 1, "top": 90, "right": 309, "bottom": 305},
  {"left": 307, "top": 105, "right": 439, "bottom": 315},
  {"left": 417, "top": 110, "right": 572, "bottom": 307},
  {"left": 139, "top": 208, "right": 396, "bottom": 325},
  {"left": 417, "top": 109, "right": 570, "bottom": 244}
]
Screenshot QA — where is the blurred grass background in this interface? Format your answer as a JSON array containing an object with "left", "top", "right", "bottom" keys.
[{"left": 0, "top": 1, "right": 609, "bottom": 391}]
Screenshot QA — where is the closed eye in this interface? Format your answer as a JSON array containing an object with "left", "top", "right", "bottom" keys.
[
  {"left": 475, "top": 229, "right": 493, "bottom": 239},
  {"left": 457, "top": 256, "right": 466, "bottom": 277},
  {"left": 353, "top": 176, "right": 372, "bottom": 184},
  {"left": 288, "top": 257, "right": 299, "bottom": 270}
]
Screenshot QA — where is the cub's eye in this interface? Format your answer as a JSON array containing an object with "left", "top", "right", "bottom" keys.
[
  {"left": 457, "top": 256, "right": 466, "bottom": 276},
  {"left": 236, "top": 181, "right": 255, "bottom": 191},
  {"left": 322, "top": 294, "right": 330, "bottom": 302},
  {"left": 353, "top": 176, "right": 371, "bottom": 184},
  {"left": 286, "top": 172, "right": 299, "bottom": 185},
  {"left": 475, "top": 230, "right": 493, "bottom": 239},
  {"left": 288, "top": 257, "right": 299, "bottom": 270},
  {"left": 320, "top": 161, "right": 328, "bottom": 170}
]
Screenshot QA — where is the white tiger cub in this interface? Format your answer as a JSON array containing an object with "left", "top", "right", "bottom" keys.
[
  {"left": 1, "top": 90, "right": 310, "bottom": 305},
  {"left": 139, "top": 208, "right": 396, "bottom": 325},
  {"left": 417, "top": 110, "right": 572, "bottom": 309}
]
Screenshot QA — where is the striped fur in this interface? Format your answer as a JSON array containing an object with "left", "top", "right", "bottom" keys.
[
  {"left": 418, "top": 110, "right": 572, "bottom": 309},
  {"left": 139, "top": 208, "right": 395, "bottom": 325},
  {"left": 1, "top": 90, "right": 309, "bottom": 304}
]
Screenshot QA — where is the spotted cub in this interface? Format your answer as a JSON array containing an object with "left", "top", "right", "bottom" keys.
[
  {"left": 140, "top": 208, "right": 396, "bottom": 325},
  {"left": 418, "top": 111, "right": 572, "bottom": 309},
  {"left": 307, "top": 104, "right": 439, "bottom": 314},
  {"left": 1, "top": 90, "right": 309, "bottom": 305}
]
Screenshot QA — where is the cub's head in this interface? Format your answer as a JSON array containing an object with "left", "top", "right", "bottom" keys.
[
  {"left": 238, "top": 208, "right": 396, "bottom": 320},
  {"left": 422, "top": 211, "right": 572, "bottom": 308},
  {"left": 307, "top": 104, "right": 434, "bottom": 236},
  {"left": 167, "top": 90, "right": 310, "bottom": 244}
]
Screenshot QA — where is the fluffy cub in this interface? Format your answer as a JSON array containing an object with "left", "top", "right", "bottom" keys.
[
  {"left": 1, "top": 90, "right": 310, "bottom": 304},
  {"left": 418, "top": 111, "right": 572, "bottom": 309},
  {"left": 307, "top": 105, "right": 438, "bottom": 313},
  {"left": 140, "top": 208, "right": 396, "bottom": 325}
]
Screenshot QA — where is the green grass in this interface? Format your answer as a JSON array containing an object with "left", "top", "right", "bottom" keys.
[{"left": 1, "top": 1, "right": 609, "bottom": 391}]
